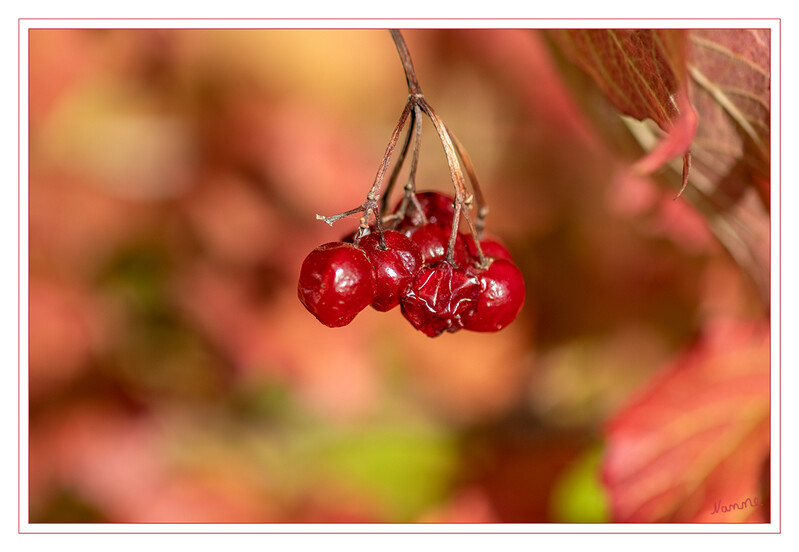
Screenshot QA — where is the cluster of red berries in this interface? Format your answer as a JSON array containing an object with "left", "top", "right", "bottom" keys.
[{"left": 298, "top": 191, "right": 525, "bottom": 337}]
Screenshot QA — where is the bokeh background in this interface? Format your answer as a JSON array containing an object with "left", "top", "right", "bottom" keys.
[{"left": 27, "top": 29, "right": 768, "bottom": 523}]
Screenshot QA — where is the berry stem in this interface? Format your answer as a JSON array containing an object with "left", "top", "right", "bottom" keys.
[
  {"left": 385, "top": 29, "right": 426, "bottom": 224},
  {"left": 402, "top": 102, "right": 427, "bottom": 219},
  {"left": 445, "top": 125, "right": 489, "bottom": 266},
  {"left": 317, "top": 28, "right": 489, "bottom": 267},
  {"left": 390, "top": 29, "right": 422, "bottom": 96},
  {"left": 316, "top": 204, "right": 366, "bottom": 226},
  {"left": 316, "top": 101, "right": 412, "bottom": 233},
  {"left": 407, "top": 103, "right": 424, "bottom": 197},
  {"left": 418, "top": 98, "right": 479, "bottom": 264},
  {"left": 447, "top": 126, "right": 489, "bottom": 237},
  {"left": 381, "top": 107, "right": 416, "bottom": 214},
  {"left": 389, "top": 102, "right": 426, "bottom": 225},
  {"left": 368, "top": 101, "right": 413, "bottom": 205},
  {"left": 389, "top": 31, "right": 481, "bottom": 265}
]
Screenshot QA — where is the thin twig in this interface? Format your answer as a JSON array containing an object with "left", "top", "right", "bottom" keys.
[
  {"left": 418, "top": 99, "right": 477, "bottom": 264},
  {"left": 447, "top": 126, "right": 489, "bottom": 237},
  {"left": 316, "top": 101, "right": 412, "bottom": 234},
  {"left": 381, "top": 108, "right": 416, "bottom": 213},
  {"left": 390, "top": 30, "right": 422, "bottom": 96},
  {"left": 393, "top": 103, "right": 426, "bottom": 223},
  {"left": 318, "top": 29, "right": 489, "bottom": 268}
]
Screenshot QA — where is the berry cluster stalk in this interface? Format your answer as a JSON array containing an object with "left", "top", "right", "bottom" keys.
[{"left": 316, "top": 29, "right": 489, "bottom": 267}]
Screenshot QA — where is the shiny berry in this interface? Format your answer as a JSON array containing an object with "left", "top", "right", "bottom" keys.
[
  {"left": 394, "top": 191, "right": 455, "bottom": 234},
  {"left": 400, "top": 261, "right": 481, "bottom": 337},
  {"left": 410, "top": 223, "right": 470, "bottom": 266},
  {"left": 297, "top": 242, "right": 377, "bottom": 327},
  {"left": 464, "top": 258, "right": 525, "bottom": 332},
  {"left": 462, "top": 233, "right": 514, "bottom": 263},
  {"left": 359, "top": 230, "right": 423, "bottom": 311}
]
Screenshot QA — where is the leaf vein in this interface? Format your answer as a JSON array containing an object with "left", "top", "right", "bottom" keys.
[
  {"left": 689, "top": 64, "right": 769, "bottom": 159},
  {"left": 689, "top": 34, "right": 770, "bottom": 79},
  {"left": 608, "top": 30, "right": 672, "bottom": 125}
]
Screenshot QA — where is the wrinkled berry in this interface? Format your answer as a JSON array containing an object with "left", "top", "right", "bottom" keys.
[
  {"left": 464, "top": 258, "right": 525, "bottom": 332},
  {"left": 298, "top": 242, "right": 377, "bottom": 327},
  {"left": 400, "top": 261, "right": 481, "bottom": 337},
  {"left": 359, "top": 230, "right": 423, "bottom": 311},
  {"left": 410, "top": 223, "right": 470, "bottom": 266}
]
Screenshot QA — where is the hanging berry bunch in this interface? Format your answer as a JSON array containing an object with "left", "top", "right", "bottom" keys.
[{"left": 298, "top": 30, "right": 525, "bottom": 337}]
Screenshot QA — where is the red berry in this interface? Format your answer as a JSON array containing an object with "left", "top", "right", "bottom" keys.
[
  {"left": 394, "top": 191, "right": 455, "bottom": 234},
  {"left": 462, "top": 233, "right": 514, "bottom": 263},
  {"left": 359, "top": 230, "right": 423, "bottom": 311},
  {"left": 297, "top": 242, "right": 377, "bottom": 327},
  {"left": 400, "top": 261, "right": 481, "bottom": 337},
  {"left": 410, "top": 223, "right": 470, "bottom": 266},
  {"left": 464, "top": 258, "right": 525, "bottom": 332}
]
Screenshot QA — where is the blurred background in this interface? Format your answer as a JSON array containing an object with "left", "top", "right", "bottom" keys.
[{"left": 27, "top": 29, "right": 767, "bottom": 523}]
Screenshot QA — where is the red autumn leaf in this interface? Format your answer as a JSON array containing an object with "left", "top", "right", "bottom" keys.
[
  {"left": 549, "top": 29, "right": 698, "bottom": 179},
  {"left": 602, "top": 319, "right": 770, "bottom": 522},
  {"left": 550, "top": 29, "right": 771, "bottom": 307},
  {"left": 687, "top": 29, "right": 770, "bottom": 194},
  {"left": 681, "top": 30, "right": 772, "bottom": 306}
]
